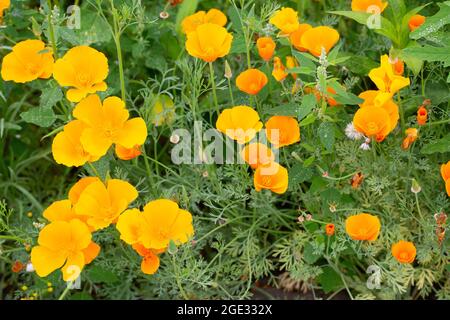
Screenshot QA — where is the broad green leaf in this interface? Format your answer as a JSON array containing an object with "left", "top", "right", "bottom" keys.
[
  {"left": 288, "top": 66, "right": 315, "bottom": 76},
  {"left": 289, "top": 163, "right": 313, "bottom": 188},
  {"left": 402, "top": 46, "right": 450, "bottom": 67},
  {"left": 303, "top": 243, "right": 321, "bottom": 264},
  {"left": 410, "top": 2, "right": 450, "bottom": 39},
  {"left": 399, "top": 41, "right": 424, "bottom": 75},
  {"left": 398, "top": 3, "right": 430, "bottom": 48},
  {"left": 299, "top": 113, "right": 317, "bottom": 127},
  {"left": 20, "top": 106, "right": 56, "bottom": 128},
  {"left": 341, "top": 54, "right": 378, "bottom": 75},
  {"left": 266, "top": 103, "right": 298, "bottom": 116},
  {"left": 317, "top": 266, "right": 344, "bottom": 294},
  {"left": 298, "top": 94, "right": 316, "bottom": 120},
  {"left": 229, "top": 33, "right": 247, "bottom": 54},
  {"left": 59, "top": 11, "right": 112, "bottom": 45},
  {"left": 303, "top": 156, "right": 315, "bottom": 167},
  {"left": 88, "top": 266, "right": 120, "bottom": 284},
  {"left": 40, "top": 86, "right": 63, "bottom": 109},
  {"left": 421, "top": 134, "right": 450, "bottom": 154},
  {"left": 328, "top": 81, "right": 363, "bottom": 105},
  {"left": 318, "top": 122, "right": 335, "bottom": 152},
  {"left": 330, "top": 11, "right": 398, "bottom": 46},
  {"left": 175, "top": 0, "right": 199, "bottom": 33}
]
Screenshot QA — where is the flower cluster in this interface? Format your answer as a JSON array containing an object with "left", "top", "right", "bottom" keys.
[{"left": 30, "top": 177, "right": 194, "bottom": 278}]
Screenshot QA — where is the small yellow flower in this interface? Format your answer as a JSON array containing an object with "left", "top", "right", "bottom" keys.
[
  {"left": 181, "top": 9, "right": 227, "bottom": 34},
  {"left": 269, "top": 7, "right": 299, "bottom": 35},
  {"left": 53, "top": 46, "right": 109, "bottom": 102}
]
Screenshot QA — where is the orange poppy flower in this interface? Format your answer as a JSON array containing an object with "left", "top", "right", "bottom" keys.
[
  {"left": 353, "top": 106, "right": 391, "bottom": 142},
  {"left": 240, "top": 143, "right": 275, "bottom": 169},
  {"left": 446, "top": 180, "right": 450, "bottom": 197},
  {"left": 351, "top": 0, "right": 388, "bottom": 13},
  {"left": 53, "top": 46, "right": 108, "bottom": 102},
  {"left": 441, "top": 161, "right": 450, "bottom": 181},
  {"left": 216, "top": 106, "right": 263, "bottom": 144},
  {"left": 391, "top": 241, "right": 416, "bottom": 264},
  {"left": 254, "top": 162, "right": 289, "bottom": 194},
  {"left": 181, "top": 9, "right": 227, "bottom": 34},
  {"left": 285, "top": 56, "right": 298, "bottom": 80},
  {"left": 256, "top": 37, "right": 276, "bottom": 62},
  {"left": 345, "top": 213, "right": 381, "bottom": 241},
  {"left": 0, "top": 0, "right": 10, "bottom": 22},
  {"left": 409, "top": 14, "right": 426, "bottom": 32},
  {"left": 272, "top": 57, "right": 288, "bottom": 82},
  {"left": 68, "top": 177, "right": 100, "bottom": 204},
  {"left": 115, "top": 144, "right": 142, "bottom": 160},
  {"left": 401, "top": 128, "right": 418, "bottom": 150},
  {"left": 305, "top": 85, "right": 339, "bottom": 106},
  {"left": 12, "top": 261, "right": 24, "bottom": 273},
  {"left": 30, "top": 219, "right": 100, "bottom": 281},
  {"left": 289, "top": 23, "right": 312, "bottom": 51},
  {"left": 132, "top": 243, "right": 164, "bottom": 275},
  {"left": 358, "top": 90, "right": 399, "bottom": 132},
  {"left": 325, "top": 223, "right": 335, "bottom": 236},
  {"left": 1, "top": 39, "right": 54, "bottom": 83},
  {"left": 236, "top": 69, "right": 268, "bottom": 95},
  {"left": 300, "top": 26, "right": 340, "bottom": 57},
  {"left": 185, "top": 23, "right": 233, "bottom": 63},
  {"left": 52, "top": 120, "right": 100, "bottom": 167},
  {"left": 417, "top": 106, "right": 427, "bottom": 125},
  {"left": 368, "top": 55, "right": 410, "bottom": 106},
  {"left": 74, "top": 179, "right": 138, "bottom": 230},
  {"left": 351, "top": 172, "right": 364, "bottom": 189},
  {"left": 73, "top": 94, "right": 148, "bottom": 158},
  {"left": 269, "top": 7, "right": 299, "bottom": 35},
  {"left": 43, "top": 200, "right": 79, "bottom": 223},
  {"left": 265, "top": 115, "right": 300, "bottom": 148}
]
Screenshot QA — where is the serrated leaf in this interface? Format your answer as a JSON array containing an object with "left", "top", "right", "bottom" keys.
[
  {"left": 298, "top": 94, "right": 316, "bottom": 120},
  {"left": 318, "top": 122, "right": 335, "bottom": 152},
  {"left": 317, "top": 266, "right": 344, "bottom": 294},
  {"left": 410, "top": 2, "right": 450, "bottom": 40},
  {"left": 402, "top": 45, "right": 450, "bottom": 67},
  {"left": 20, "top": 106, "right": 56, "bottom": 128},
  {"left": 303, "top": 243, "right": 321, "bottom": 264},
  {"left": 421, "top": 134, "right": 450, "bottom": 154},
  {"left": 40, "top": 86, "right": 63, "bottom": 108}
]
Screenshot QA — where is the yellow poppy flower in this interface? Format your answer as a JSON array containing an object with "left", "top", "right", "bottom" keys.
[
  {"left": 353, "top": 106, "right": 391, "bottom": 142},
  {"left": 181, "top": 8, "right": 227, "bottom": 34},
  {"left": 216, "top": 106, "right": 263, "bottom": 144},
  {"left": 68, "top": 177, "right": 101, "bottom": 204},
  {"left": 185, "top": 23, "right": 233, "bottom": 62},
  {"left": 269, "top": 7, "right": 300, "bottom": 35},
  {"left": 30, "top": 219, "right": 100, "bottom": 281},
  {"left": 300, "top": 26, "right": 340, "bottom": 57},
  {"left": 0, "top": 0, "right": 10, "bottom": 22},
  {"left": 368, "top": 55, "right": 410, "bottom": 106},
  {"left": 74, "top": 179, "right": 138, "bottom": 230},
  {"left": 73, "top": 94, "right": 148, "bottom": 158},
  {"left": 272, "top": 57, "right": 288, "bottom": 82},
  {"left": 1, "top": 39, "right": 54, "bottom": 83},
  {"left": 52, "top": 120, "right": 100, "bottom": 167},
  {"left": 240, "top": 143, "right": 275, "bottom": 169},
  {"left": 116, "top": 199, "right": 194, "bottom": 250},
  {"left": 254, "top": 162, "right": 289, "bottom": 194},
  {"left": 351, "top": 0, "right": 388, "bottom": 13},
  {"left": 53, "top": 46, "right": 109, "bottom": 102},
  {"left": 345, "top": 213, "right": 381, "bottom": 241},
  {"left": 236, "top": 69, "right": 268, "bottom": 95},
  {"left": 43, "top": 200, "right": 78, "bottom": 222}
]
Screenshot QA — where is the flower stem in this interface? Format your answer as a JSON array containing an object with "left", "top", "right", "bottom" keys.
[
  {"left": 46, "top": 0, "right": 58, "bottom": 59},
  {"left": 58, "top": 283, "right": 72, "bottom": 300},
  {"left": 209, "top": 62, "right": 220, "bottom": 115},
  {"left": 110, "top": 0, "right": 126, "bottom": 102},
  {"left": 397, "top": 93, "right": 405, "bottom": 133},
  {"left": 415, "top": 192, "right": 424, "bottom": 221},
  {"left": 171, "top": 254, "right": 189, "bottom": 300},
  {"left": 87, "top": 162, "right": 101, "bottom": 180},
  {"left": 227, "top": 77, "right": 235, "bottom": 105}
]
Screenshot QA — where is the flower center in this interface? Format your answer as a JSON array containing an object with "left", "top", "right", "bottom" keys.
[
  {"left": 77, "top": 74, "right": 91, "bottom": 86},
  {"left": 26, "top": 63, "right": 40, "bottom": 75},
  {"left": 399, "top": 252, "right": 408, "bottom": 260},
  {"left": 204, "top": 46, "right": 215, "bottom": 56},
  {"left": 262, "top": 176, "right": 272, "bottom": 186},
  {"left": 366, "top": 122, "right": 379, "bottom": 136},
  {"left": 383, "top": 74, "right": 392, "bottom": 92}
]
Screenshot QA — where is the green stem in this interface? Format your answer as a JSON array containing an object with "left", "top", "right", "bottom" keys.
[
  {"left": 209, "top": 62, "right": 220, "bottom": 115},
  {"left": 171, "top": 255, "right": 189, "bottom": 300},
  {"left": 87, "top": 162, "right": 101, "bottom": 180},
  {"left": 227, "top": 77, "right": 235, "bottom": 105},
  {"left": 415, "top": 192, "right": 424, "bottom": 221},
  {"left": 58, "top": 283, "right": 72, "bottom": 300},
  {"left": 46, "top": 0, "right": 58, "bottom": 59},
  {"left": 111, "top": 0, "right": 126, "bottom": 102},
  {"left": 397, "top": 93, "right": 405, "bottom": 133}
]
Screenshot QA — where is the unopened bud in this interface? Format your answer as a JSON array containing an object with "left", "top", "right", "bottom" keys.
[
  {"left": 170, "top": 133, "right": 180, "bottom": 144},
  {"left": 411, "top": 178, "right": 421, "bottom": 194},
  {"left": 224, "top": 60, "right": 232, "bottom": 79},
  {"left": 159, "top": 11, "right": 169, "bottom": 19}
]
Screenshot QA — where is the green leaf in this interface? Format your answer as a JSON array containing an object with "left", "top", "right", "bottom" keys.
[
  {"left": 317, "top": 266, "right": 344, "bottom": 294},
  {"left": 175, "top": 0, "right": 199, "bottom": 33},
  {"left": 303, "top": 156, "right": 315, "bottom": 167},
  {"left": 410, "top": 2, "right": 450, "bottom": 40},
  {"left": 299, "top": 113, "right": 317, "bottom": 127},
  {"left": 298, "top": 94, "right": 316, "bottom": 120},
  {"left": 399, "top": 42, "right": 423, "bottom": 76},
  {"left": 421, "top": 134, "right": 450, "bottom": 154},
  {"left": 402, "top": 45, "right": 450, "bottom": 67},
  {"left": 288, "top": 66, "right": 315, "bottom": 76},
  {"left": 59, "top": 11, "right": 112, "bottom": 45},
  {"left": 303, "top": 243, "right": 321, "bottom": 264},
  {"left": 266, "top": 103, "right": 298, "bottom": 116},
  {"left": 318, "top": 122, "right": 335, "bottom": 152},
  {"left": 289, "top": 163, "right": 313, "bottom": 188},
  {"left": 330, "top": 11, "right": 398, "bottom": 46},
  {"left": 88, "top": 266, "right": 120, "bottom": 284},
  {"left": 20, "top": 106, "right": 56, "bottom": 128},
  {"left": 40, "top": 86, "right": 63, "bottom": 109},
  {"left": 328, "top": 81, "right": 363, "bottom": 105},
  {"left": 341, "top": 54, "right": 378, "bottom": 75},
  {"left": 230, "top": 33, "right": 247, "bottom": 54}
]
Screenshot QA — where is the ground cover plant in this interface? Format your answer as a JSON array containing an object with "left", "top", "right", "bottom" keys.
[{"left": 0, "top": 0, "right": 449, "bottom": 300}]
